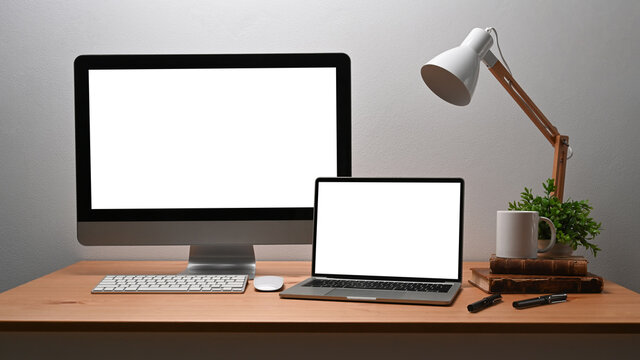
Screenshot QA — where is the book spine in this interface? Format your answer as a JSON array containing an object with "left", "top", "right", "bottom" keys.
[
  {"left": 490, "top": 258, "right": 587, "bottom": 276},
  {"left": 488, "top": 277, "right": 603, "bottom": 293}
]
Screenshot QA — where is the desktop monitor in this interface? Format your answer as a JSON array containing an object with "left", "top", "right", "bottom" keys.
[{"left": 74, "top": 53, "right": 351, "bottom": 278}]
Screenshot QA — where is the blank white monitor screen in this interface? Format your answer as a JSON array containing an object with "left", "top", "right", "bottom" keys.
[
  {"left": 88, "top": 68, "right": 337, "bottom": 209},
  {"left": 313, "top": 181, "right": 462, "bottom": 280}
]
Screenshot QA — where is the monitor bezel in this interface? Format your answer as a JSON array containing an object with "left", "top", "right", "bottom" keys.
[{"left": 74, "top": 53, "right": 351, "bottom": 222}]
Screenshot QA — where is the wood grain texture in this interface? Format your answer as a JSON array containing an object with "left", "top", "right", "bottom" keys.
[{"left": 1, "top": 261, "right": 638, "bottom": 333}]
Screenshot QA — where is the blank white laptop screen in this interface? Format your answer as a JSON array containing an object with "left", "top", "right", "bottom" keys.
[
  {"left": 88, "top": 67, "right": 337, "bottom": 209},
  {"left": 314, "top": 181, "right": 461, "bottom": 280}
]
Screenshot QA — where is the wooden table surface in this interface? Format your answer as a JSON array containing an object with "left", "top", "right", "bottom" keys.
[{"left": 1, "top": 261, "right": 638, "bottom": 333}]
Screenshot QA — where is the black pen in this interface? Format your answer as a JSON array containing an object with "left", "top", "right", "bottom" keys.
[
  {"left": 513, "top": 293, "right": 567, "bottom": 309},
  {"left": 467, "top": 293, "right": 502, "bottom": 313}
]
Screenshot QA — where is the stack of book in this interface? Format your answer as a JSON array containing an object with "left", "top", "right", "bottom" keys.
[{"left": 469, "top": 254, "right": 604, "bottom": 293}]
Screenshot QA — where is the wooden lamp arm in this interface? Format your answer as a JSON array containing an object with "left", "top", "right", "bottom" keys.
[{"left": 485, "top": 59, "right": 569, "bottom": 201}]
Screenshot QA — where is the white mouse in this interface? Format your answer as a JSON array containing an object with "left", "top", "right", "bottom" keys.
[{"left": 253, "top": 276, "right": 284, "bottom": 292}]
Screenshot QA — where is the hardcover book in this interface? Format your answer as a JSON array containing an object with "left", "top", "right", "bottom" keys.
[
  {"left": 489, "top": 254, "right": 588, "bottom": 276},
  {"left": 469, "top": 268, "right": 603, "bottom": 294}
]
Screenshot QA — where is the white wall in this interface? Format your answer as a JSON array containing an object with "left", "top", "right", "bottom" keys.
[{"left": 1, "top": 0, "right": 639, "bottom": 292}]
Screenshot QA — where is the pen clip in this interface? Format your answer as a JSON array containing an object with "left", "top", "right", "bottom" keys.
[
  {"left": 549, "top": 298, "right": 567, "bottom": 304},
  {"left": 548, "top": 294, "right": 568, "bottom": 304}
]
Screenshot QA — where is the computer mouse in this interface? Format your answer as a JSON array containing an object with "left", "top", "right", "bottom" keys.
[{"left": 253, "top": 276, "right": 284, "bottom": 292}]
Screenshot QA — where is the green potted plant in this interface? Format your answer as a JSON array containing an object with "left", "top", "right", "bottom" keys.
[{"left": 508, "top": 178, "right": 602, "bottom": 257}]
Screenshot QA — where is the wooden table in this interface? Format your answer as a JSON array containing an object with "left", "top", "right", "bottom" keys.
[{"left": 1, "top": 261, "right": 639, "bottom": 359}]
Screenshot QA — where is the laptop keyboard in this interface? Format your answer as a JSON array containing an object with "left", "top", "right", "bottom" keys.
[{"left": 302, "top": 279, "right": 452, "bottom": 293}]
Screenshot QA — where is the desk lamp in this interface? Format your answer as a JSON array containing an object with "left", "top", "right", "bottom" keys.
[{"left": 421, "top": 28, "right": 571, "bottom": 201}]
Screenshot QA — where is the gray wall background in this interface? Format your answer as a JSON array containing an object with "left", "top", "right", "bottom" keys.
[{"left": 1, "top": 0, "right": 639, "bottom": 293}]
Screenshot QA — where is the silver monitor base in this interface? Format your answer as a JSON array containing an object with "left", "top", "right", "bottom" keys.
[{"left": 181, "top": 245, "right": 256, "bottom": 279}]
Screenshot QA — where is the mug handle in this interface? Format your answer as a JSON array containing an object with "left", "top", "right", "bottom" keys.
[{"left": 537, "top": 217, "right": 557, "bottom": 253}]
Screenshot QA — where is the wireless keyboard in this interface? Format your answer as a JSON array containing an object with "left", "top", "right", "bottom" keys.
[{"left": 92, "top": 274, "right": 248, "bottom": 294}]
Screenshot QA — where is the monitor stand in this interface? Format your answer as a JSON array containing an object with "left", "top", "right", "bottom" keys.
[{"left": 181, "top": 245, "right": 256, "bottom": 279}]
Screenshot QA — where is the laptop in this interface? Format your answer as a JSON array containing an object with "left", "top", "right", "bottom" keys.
[{"left": 280, "top": 177, "right": 464, "bottom": 306}]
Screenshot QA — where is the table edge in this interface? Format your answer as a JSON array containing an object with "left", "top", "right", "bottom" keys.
[{"left": 2, "top": 321, "right": 639, "bottom": 334}]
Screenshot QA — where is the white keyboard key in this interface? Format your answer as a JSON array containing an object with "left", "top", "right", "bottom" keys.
[{"left": 167, "top": 286, "right": 190, "bottom": 291}]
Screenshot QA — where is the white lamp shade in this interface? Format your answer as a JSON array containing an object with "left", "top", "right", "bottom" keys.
[
  {"left": 421, "top": 46, "right": 479, "bottom": 106},
  {"left": 421, "top": 28, "right": 494, "bottom": 106}
]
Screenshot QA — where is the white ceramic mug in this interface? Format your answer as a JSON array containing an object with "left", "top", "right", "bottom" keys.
[{"left": 496, "top": 211, "right": 557, "bottom": 259}]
